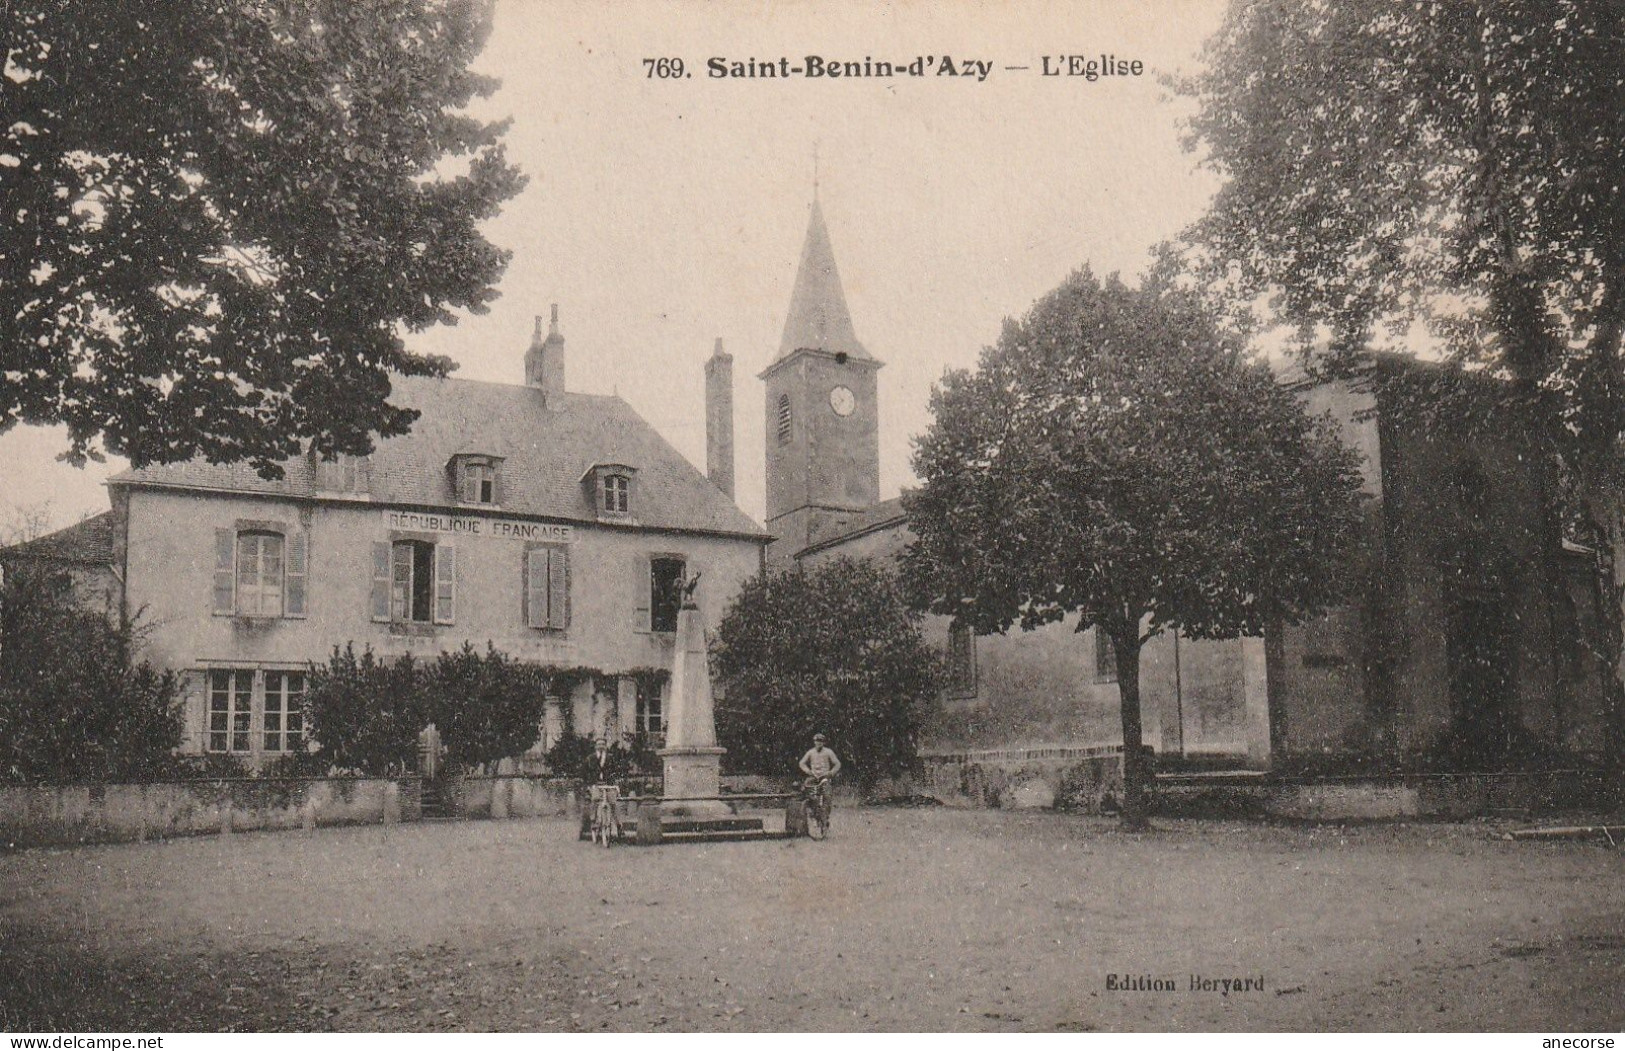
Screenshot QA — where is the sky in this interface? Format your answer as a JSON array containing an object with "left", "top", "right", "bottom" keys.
[{"left": 0, "top": 0, "right": 1230, "bottom": 537}]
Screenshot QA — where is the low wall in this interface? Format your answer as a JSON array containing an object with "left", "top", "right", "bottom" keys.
[
  {"left": 449, "top": 776, "right": 579, "bottom": 819},
  {"left": 1156, "top": 769, "right": 1621, "bottom": 821},
  {"left": 919, "top": 745, "right": 1126, "bottom": 813},
  {"left": 0, "top": 777, "right": 422, "bottom": 850}
]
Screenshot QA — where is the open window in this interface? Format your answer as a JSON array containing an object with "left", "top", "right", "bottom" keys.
[{"left": 448, "top": 454, "right": 503, "bottom": 506}]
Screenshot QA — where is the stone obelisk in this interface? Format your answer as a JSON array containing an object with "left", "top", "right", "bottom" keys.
[{"left": 658, "top": 576, "right": 725, "bottom": 800}]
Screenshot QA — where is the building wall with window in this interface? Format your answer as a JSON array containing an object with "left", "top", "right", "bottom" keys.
[
  {"left": 118, "top": 485, "right": 761, "bottom": 758},
  {"left": 793, "top": 513, "right": 1267, "bottom": 762}
]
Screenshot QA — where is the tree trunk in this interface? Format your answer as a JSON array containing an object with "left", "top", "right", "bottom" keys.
[{"left": 1110, "top": 625, "right": 1150, "bottom": 831}]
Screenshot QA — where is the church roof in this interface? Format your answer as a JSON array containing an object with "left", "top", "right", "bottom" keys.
[
  {"left": 110, "top": 375, "right": 767, "bottom": 540},
  {"left": 775, "top": 199, "right": 872, "bottom": 363}
]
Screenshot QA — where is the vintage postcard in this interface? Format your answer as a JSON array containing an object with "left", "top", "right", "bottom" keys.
[{"left": 0, "top": 0, "right": 1620, "bottom": 1039}]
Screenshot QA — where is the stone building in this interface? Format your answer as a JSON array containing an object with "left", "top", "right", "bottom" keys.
[
  {"left": 761, "top": 199, "right": 1269, "bottom": 772},
  {"left": 763, "top": 198, "right": 1613, "bottom": 780},
  {"left": 24, "top": 309, "right": 767, "bottom": 764}
]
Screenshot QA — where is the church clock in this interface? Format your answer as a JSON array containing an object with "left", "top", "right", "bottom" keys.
[{"left": 829, "top": 385, "right": 856, "bottom": 417}]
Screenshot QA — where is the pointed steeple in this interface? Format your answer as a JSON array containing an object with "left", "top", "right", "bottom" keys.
[{"left": 776, "top": 200, "right": 870, "bottom": 362}]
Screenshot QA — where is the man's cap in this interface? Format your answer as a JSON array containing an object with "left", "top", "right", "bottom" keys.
[
  {"left": 595, "top": 736, "right": 608, "bottom": 746},
  {"left": 813, "top": 733, "right": 827, "bottom": 742}
]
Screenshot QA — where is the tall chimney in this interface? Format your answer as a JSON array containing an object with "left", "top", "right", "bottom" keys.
[
  {"left": 705, "top": 337, "right": 735, "bottom": 500},
  {"left": 525, "top": 304, "right": 566, "bottom": 397}
]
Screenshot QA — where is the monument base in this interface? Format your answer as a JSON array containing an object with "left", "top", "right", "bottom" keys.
[{"left": 659, "top": 746, "right": 728, "bottom": 816}]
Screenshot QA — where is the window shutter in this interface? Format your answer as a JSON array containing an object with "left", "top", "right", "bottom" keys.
[
  {"left": 549, "top": 546, "right": 570, "bottom": 629},
  {"left": 526, "top": 548, "right": 548, "bottom": 629},
  {"left": 633, "top": 554, "right": 651, "bottom": 631},
  {"left": 286, "top": 532, "right": 308, "bottom": 617},
  {"left": 370, "top": 542, "right": 391, "bottom": 622},
  {"left": 358, "top": 456, "right": 373, "bottom": 494},
  {"left": 213, "top": 529, "right": 235, "bottom": 614},
  {"left": 434, "top": 543, "right": 456, "bottom": 624}
]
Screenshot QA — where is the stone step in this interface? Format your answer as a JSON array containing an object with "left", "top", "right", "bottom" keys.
[{"left": 626, "top": 816, "right": 765, "bottom": 834}]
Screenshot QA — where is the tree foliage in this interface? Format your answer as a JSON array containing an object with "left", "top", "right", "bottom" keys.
[
  {"left": 304, "top": 643, "right": 601, "bottom": 775},
  {"left": 2, "top": 0, "right": 526, "bottom": 475},
  {"left": 713, "top": 558, "right": 942, "bottom": 787},
  {"left": 302, "top": 644, "right": 427, "bottom": 775},
  {"left": 1179, "top": 1, "right": 1625, "bottom": 756},
  {"left": 902, "top": 268, "right": 1366, "bottom": 827},
  {"left": 429, "top": 643, "right": 548, "bottom": 771},
  {"left": 0, "top": 564, "right": 182, "bottom": 783}
]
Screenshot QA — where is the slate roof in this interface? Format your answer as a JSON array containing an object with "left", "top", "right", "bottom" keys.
[
  {"left": 775, "top": 199, "right": 872, "bottom": 363},
  {"left": 0, "top": 511, "right": 115, "bottom": 565},
  {"left": 110, "top": 375, "right": 767, "bottom": 539}
]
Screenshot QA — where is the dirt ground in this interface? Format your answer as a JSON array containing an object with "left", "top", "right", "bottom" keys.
[{"left": 0, "top": 807, "right": 1621, "bottom": 1033}]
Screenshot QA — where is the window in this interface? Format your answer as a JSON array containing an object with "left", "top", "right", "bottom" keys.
[
  {"left": 208, "top": 669, "right": 254, "bottom": 754},
  {"left": 603, "top": 474, "right": 630, "bottom": 514},
  {"left": 262, "top": 671, "right": 305, "bottom": 754},
  {"left": 649, "top": 556, "right": 686, "bottom": 633},
  {"left": 373, "top": 539, "right": 455, "bottom": 625},
  {"left": 213, "top": 527, "right": 306, "bottom": 618},
  {"left": 208, "top": 669, "right": 305, "bottom": 756},
  {"left": 636, "top": 678, "right": 665, "bottom": 736},
  {"left": 947, "top": 623, "right": 977, "bottom": 698},
  {"left": 1094, "top": 627, "right": 1116, "bottom": 682},
  {"left": 393, "top": 540, "right": 434, "bottom": 622},
  {"left": 584, "top": 463, "right": 638, "bottom": 517},
  {"left": 526, "top": 545, "right": 571, "bottom": 629},
  {"left": 776, "top": 393, "right": 792, "bottom": 445},
  {"left": 316, "top": 454, "right": 370, "bottom": 494},
  {"left": 449, "top": 454, "right": 502, "bottom": 506},
  {"left": 236, "top": 531, "right": 284, "bottom": 617}
]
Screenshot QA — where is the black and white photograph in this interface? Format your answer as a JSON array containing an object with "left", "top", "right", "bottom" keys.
[{"left": 0, "top": 0, "right": 1622, "bottom": 1037}]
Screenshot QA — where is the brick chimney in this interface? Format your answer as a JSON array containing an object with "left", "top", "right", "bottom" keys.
[
  {"left": 525, "top": 304, "right": 565, "bottom": 397},
  {"left": 705, "top": 337, "right": 735, "bottom": 500}
]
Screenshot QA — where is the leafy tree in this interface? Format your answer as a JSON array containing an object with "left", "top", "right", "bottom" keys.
[
  {"left": 1177, "top": 1, "right": 1625, "bottom": 728},
  {"left": 713, "top": 558, "right": 942, "bottom": 788},
  {"left": 428, "top": 643, "right": 547, "bottom": 772},
  {"left": 0, "top": 564, "right": 181, "bottom": 783},
  {"left": 2, "top": 0, "right": 526, "bottom": 475},
  {"left": 901, "top": 268, "right": 1366, "bottom": 828},
  {"left": 303, "top": 645, "right": 426, "bottom": 775}
]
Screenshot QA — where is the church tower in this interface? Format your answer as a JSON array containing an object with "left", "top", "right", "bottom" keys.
[{"left": 761, "top": 199, "right": 883, "bottom": 567}]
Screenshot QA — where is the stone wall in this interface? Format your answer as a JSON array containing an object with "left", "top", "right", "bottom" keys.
[
  {"left": 1155, "top": 770, "right": 1620, "bottom": 821},
  {"left": 447, "top": 775, "right": 579, "bottom": 819},
  {"left": 0, "top": 777, "right": 420, "bottom": 849},
  {"left": 918, "top": 746, "right": 1126, "bottom": 812}
]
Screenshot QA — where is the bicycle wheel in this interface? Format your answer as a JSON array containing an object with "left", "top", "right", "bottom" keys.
[{"left": 807, "top": 795, "right": 827, "bottom": 840}]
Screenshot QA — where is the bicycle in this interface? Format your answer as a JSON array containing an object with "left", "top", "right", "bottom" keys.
[
  {"left": 589, "top": 783, "right": 622, "bottom": 847},
  {"left": 800, "top": 776, "right": 832, "bottom": 840}
]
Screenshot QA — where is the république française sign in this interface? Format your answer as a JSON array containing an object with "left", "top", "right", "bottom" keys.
[{"left": 383, "top": 510, "right": 574, "bottom": 542}]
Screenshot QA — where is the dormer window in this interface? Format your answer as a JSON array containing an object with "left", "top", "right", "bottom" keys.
[
  {"left": 448, "top": 454, "right": 503, "bottom": 506},
  {"left": 603, "top": 474, "right": 630, "bottom": 514},
  {"left": 315, "top": 453, "right": 371, "bottom": 495},
  {"left": 582, "top": 463, "right": 638, "bottom": 520}
]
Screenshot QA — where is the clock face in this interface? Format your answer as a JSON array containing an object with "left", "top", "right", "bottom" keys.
[{"left": 829, "top": 385, "right": 856, "bottom": 417}]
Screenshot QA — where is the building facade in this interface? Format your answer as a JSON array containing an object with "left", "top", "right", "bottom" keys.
[{"left": 89, "top": 311, "right": 767, "bottom": 763}]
